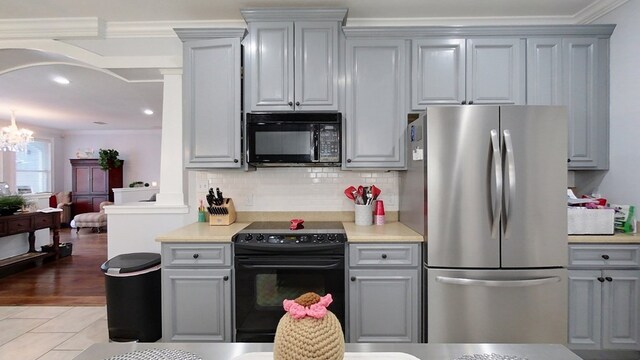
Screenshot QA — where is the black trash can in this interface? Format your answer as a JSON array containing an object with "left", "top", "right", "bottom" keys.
[{"left": 101, "top": 252, "right": 162, "bottom": 342}]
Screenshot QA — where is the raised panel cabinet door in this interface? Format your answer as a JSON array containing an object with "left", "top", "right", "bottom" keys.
[
  {"left": 345, "top": 39, "right": 406, "bottom": 169},
  {"left": 249, "top": 22, "right": 294, "bottom": 111},
  {"left": 183, "top": 38, "right": 241, "bottom": 168},
  {"left": 568, "top": 270, "right": 602, "bottom": 350},
  {"left": 294, "top": 21, "right": 338, "bottom": 111},
  {"left": 162, "top": 268, "right": 231, "bottom": 342},
  {"left": 563, "top": 37, "right": 608, "bottom": 169},
  {"left": 73, "top": 167, "right": 91, "bottom": 193},
  {"left": 526, "top": 38, "right": 563, "bottom": 105},
  {"left": 348, "top": 269, "right": 419, "bottom": 343},
  {"left": 411, "top": 38, "right": 465, "bottom": 109},
  {"left": 91, "top": 167, "right": 107, "bottom": 193},
  {"left": 602, "top": 270, "right": 640, "bottom": 350},
  {"left": 466, "top": 38, "right": 525, "bottom": 105}
]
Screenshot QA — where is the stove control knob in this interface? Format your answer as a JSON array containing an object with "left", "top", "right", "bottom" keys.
[
  {"left": 299, "top": 236, "right": 308, "bottom": 243},
  {"left": 327, "top": 234, "right": 336, "bottom": 241},
  {"left": 256, "top": 234, "right": 264, "bottom": 241},
  {"left": 318, "top": 234, "right": 325, "bottom": 240},
  {"left": 245, "top": 234, "right": 253, "bottom": 241}
]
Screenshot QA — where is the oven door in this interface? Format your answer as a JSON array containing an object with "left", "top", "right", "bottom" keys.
[{"left": 234, "top": 255, "right": 345, "bottom": 342}]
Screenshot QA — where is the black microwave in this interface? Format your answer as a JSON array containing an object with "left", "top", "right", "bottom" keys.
[{"left": 246, "top": 113, "right": 342, "bottom": 166}]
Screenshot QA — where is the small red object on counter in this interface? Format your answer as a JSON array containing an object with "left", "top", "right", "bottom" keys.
[
  {"left": 374, "top": 200, "right": 385, "bottom": 225},
  {"left": 290, "top": 219, "right": 304, "bottom": 230}
]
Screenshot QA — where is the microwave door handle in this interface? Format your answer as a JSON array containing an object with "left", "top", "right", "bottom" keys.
[{"left": 312, "top": 129, "right": 319, "bottom": 162}]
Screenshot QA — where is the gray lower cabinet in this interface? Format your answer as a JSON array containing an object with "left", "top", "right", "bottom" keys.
[
  {"left": 527, "top": 34, "right": 611, "bottom": 170},
  {"left": 568, "top": 244, "right": 640, "bottom": 351},
  {"left": 161, "top": 243, "right": 232, "bottom": 342},
  {"left": 177, "top": 30, "right": 244, "bottom": 169},
  {"left": 344, "top": 39, "right": 407, "bottom": 169},
  {"left": 348, "top": 243, "right": 421, "bottom": 342}
]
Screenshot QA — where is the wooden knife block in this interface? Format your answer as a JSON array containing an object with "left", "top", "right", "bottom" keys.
[{"left": 209, "top": 198, "right": 237, "bottom": 226}]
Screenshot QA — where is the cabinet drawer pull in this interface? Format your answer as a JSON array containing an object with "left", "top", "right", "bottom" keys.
[
  {"left": 605, "top": 276, "right": 613, "bottom": 282},
  {"left": 234, "top": 159, "right": 239, "bottom": 163},
  {"left": 602, "top": 254, "right": 610, "bottom": 260},
  {"left": 295, "top": 101, "right": 300, "bottom": 106},
  {"left": 381, "top": 254, "right": 387, "bottom": 259},
  {"left": 597, "top": 277, "right": 605, "bottom": 282},
  {"left": 288, "top": 101, "right": 293, "bottom": 107},
  {"left": 350, "top": 276, "right": 356, "bottom": 282},
  {"left": 346, "top": 159, "right": 352, "bottom": 163},
  {"left": 193, "top": 253, "right": 199, "bottom": 259},
  {"left": 223, "top": 276, "right": 229, "bottom": 281},
  {"left": 468, "top": 101, "right": 474, "bottom": 105}
]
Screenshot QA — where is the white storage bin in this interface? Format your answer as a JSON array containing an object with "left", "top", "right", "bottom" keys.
[{"left": 567, "top": 207, "right": 614, "bottom": 235}]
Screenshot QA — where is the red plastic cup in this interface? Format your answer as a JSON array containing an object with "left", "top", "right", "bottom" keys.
[{"left": 374, "top": 200, "right": 385, "bottom": 215}]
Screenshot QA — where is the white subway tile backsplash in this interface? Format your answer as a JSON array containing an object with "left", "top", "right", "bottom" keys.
[{"left": 195, "top": 168, "right": 399, "bottom": 212}]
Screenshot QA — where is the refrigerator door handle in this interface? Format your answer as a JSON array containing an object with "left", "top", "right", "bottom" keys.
[
  {"left": 502, "top": 129, "right": 516, "bottom": 238},
  {"left": 490, "top": 129, "right": 502, "bottom": 239},
  {"left": 435, "top": 275, "right": 561, "bottom": 287}
]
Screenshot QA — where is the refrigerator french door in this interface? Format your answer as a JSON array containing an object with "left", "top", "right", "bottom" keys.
[{"left": 401, "top": 105, "right": 568, "bottom": 343}]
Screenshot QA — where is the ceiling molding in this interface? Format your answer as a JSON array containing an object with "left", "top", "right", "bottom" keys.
[
  {"left": 241, "top": 8, "right": 348, "bottom": 23},
  {"left": 574, "top": 0, "right": 629, "bottom": 24},
  {"left": 107, "top": 20, "right": 246, "bottom": 38},
  {"left": 0, "top": 17, "right": 104, "bottom": 39},
  {"left": 346, "top": 15, "right": 580, "bottom": 27},
  {"left": 174, "top": 28, "right": 246, "bottom": 41}
]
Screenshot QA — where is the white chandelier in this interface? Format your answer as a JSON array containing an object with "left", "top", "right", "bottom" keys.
[{"left": 0, "top": 111, "right": 34, "bottom": 152}]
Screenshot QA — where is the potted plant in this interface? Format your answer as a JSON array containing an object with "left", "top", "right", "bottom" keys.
[
  {"left": 0, "top": 194, "right": 28, "bottom": 216},
  {"left": 98, "top": 149, "right": 123, "bottom": 171}
]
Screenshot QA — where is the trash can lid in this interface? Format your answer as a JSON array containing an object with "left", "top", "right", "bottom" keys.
[{"left": 100, "top": 252, "right": 161, "bottom": 274}]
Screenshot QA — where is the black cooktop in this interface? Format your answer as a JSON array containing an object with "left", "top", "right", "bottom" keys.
[{"left": 237, "top": 221, "right": 345, "bottom": 234}]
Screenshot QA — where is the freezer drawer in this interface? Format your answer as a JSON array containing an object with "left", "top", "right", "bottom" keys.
[{"left": 427, "top": 268, "right": 567, "bottom": 344}]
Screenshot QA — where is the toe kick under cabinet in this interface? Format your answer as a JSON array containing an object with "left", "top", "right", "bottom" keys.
[
  {"left": 568, "top": 244, "right": 640, "bottom": 351},
  {"left": 161, "top": 243, "right": 232, "bottom": 342},
  {"left": 348, "top": 243, "right": 421, "bottom": 343}
]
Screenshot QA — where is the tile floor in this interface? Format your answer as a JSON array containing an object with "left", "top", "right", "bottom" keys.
[{"left": 0, "top": 306, "right": 108, "bottom": 360}]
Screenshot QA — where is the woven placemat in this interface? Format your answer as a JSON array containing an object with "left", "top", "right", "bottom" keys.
[
  {"left": 104, "top": 348, "right": 203, "bottom": 360},
  {"left": 455, "top": 354, "right": 528, "bottom": 360}
]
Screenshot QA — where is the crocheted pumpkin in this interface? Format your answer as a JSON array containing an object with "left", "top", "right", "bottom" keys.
[{"left": 274, "top": 292, "right": 345, "bottom": 360}]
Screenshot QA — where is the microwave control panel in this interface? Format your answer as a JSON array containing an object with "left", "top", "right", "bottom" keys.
[{"left": 318, "top": 126, "right": 340, "bottom": 162}]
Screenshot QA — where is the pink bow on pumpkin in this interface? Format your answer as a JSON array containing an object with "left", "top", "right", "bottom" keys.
[{"left": 283, "top": 293, "right": 333, "bottom": 319}]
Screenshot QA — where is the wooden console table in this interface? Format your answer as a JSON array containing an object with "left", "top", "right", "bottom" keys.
[{"left": 0, "top": 211, "right": 61, "bottom": 271}]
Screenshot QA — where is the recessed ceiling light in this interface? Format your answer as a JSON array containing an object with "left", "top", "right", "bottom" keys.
[
  {"left": 143, "top": 109, "right": 154, "bottom": 115},
  {"left": 94, "top": 121, "right": 107, "bottom": 125},
  {"left": 53, "top": 76, "right": 70, "bottom": 85}
]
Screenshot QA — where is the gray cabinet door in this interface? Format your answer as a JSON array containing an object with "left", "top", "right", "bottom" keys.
[
  {"left": 568, "top": 269, "right": 602, "bottom": 350},
  {"left": 183, "top": 38, "right": 241, "bottom": 168},
  {"left": 563, "top": 37, "right": 608, "bottom": 169},
  {"left": 249, "top": 22, "right": 294, "bottom": 112},
  {"left": 294, "top": 21, "right": 338, "bottom": 111},
  {"left": 162, "top": 268, "right": 232, "bottom": 342},
  {"left": 345, "top": 39, "right": 406, "bottom": 169},
  {"left": 466, "top": 38, "right": 525, "bottom": 105},
  {"left": 602, "top": 270, "right": 640, "bottom": 350},
  {"left": 526, "top": 38, "right": 563, "bottom": 105},
  {"left": 411, "top": 38, "right": 465, "bottom": 109},
  {"left": 349, "top": 269, "right": 420, "bottom": 343}
]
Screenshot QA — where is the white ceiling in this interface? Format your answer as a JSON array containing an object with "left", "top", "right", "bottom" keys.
[{"left": 0, "top": 0, "right": 627, "bottom": 132}]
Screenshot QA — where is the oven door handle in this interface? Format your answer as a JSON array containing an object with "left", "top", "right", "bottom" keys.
[{"left": 236, "top": 259, "right": 343, "bottom": 270}]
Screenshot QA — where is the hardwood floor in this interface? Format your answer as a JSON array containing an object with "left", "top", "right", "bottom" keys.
[{"left": 0, "top": 228, "right": 107, "bottom": 306}]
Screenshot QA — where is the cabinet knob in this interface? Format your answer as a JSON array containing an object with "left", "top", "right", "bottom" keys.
[
  {"left": 468, "top": 101, "right": 474, "bottom": 105},
  {"left": 295, "top": 101, "right": 300, "bottom": 106},
  {"left": 223, "top": 276, "right": 229, "bottom": 281},
  {"left": 234, "top": 159, "right": 239, "bottom": 163},
  {"left": 605, "top": 276, "right": 613, "bottom": 282},
  {"left": 567, "top": 158, "right": 571, "bottom": 163},
  {"left": 381, "top": 254, "right": 387, "bottom": 259},
  {"left": 193, "top": 253, "right": 199, "bottom": 259},
  {"left": 350, "top": 276, "right": 356, "bottom": 282},
  {"left": 461, "top": 100, "right": 467, "bottom": 105},
  {"left": 288, "top": 101, "right": 293, "bottom": 107},
  {"left": 602, "top": 254, "right": 610, "bottom": 260},
  {"left": 597, "top": 277, "right": 605, "bottom": 282},
  {"left": 346, "top": 159, "right": 352, "bottom": 163}
]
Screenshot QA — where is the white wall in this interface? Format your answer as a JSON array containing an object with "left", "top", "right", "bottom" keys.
[
  {"left": 594, "top": 2, "right": 640, "bottom": 208},
  {"left": 62, "top": 129, "right": 161, "bottom": 191}
]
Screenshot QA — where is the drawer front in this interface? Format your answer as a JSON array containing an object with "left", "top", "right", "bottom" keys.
[
  {"left": 569, "top": 245, "right": 640, "bottom": 268},
  {"left": 7, "top": 218, "right": 31, "bottom": 234},
  {"left": 34, "top": 214, "right": 53, "bottom": 229},
  {"left": 349, "top": 244, "right": 420, "bottom": 267},
  {"left": 163, "top": 243, "right": 231, "bottom": 267}
]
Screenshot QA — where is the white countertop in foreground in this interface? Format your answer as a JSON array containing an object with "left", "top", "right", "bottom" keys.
[
  {"left": 156, "top": 222, "right": 251, "bottom": 242},
  {"left": 569, "top": 232, "right": 640, "bottom": 244}
]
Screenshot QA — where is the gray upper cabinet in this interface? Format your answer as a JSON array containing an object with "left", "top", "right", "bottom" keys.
[
  {"left": 344, "top": 39, "right": 407, "bottom": 169},
  {"left": 242, "top": 9, "right": 345, "bottom": 112},
  {"left": 411, "top": 37, "right": 524, "bottom": 111},
  {"left": 177, "top": 30, "right": 244, "bottom": 169},
  {"left": 528, "top": 35, "right": 610, "bottom": 170}
]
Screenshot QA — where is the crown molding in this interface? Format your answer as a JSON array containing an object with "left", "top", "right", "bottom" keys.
[
  {"left": 174, "top": 27, "right": 246, "bottom": 41},
  {"left": 241, "top": 8, "right": 348, "bottom": 23},
  {"left": 574, "top": 0, "right": 629, "bottom": 24},
  {"left": 108, "top": 20, "right": 246, "bottom": 38},
  {"left": 0, "top": 17, "right": 104, "bottom": 39}
]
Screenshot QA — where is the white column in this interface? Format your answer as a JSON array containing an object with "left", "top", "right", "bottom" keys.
[{"left": 155, "top": 69, "right": 185, "bottom": 206}]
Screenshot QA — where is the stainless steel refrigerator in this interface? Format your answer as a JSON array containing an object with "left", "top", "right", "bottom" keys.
[{"left": 399, "top": 105, "right": 568, "bottom": 344}]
